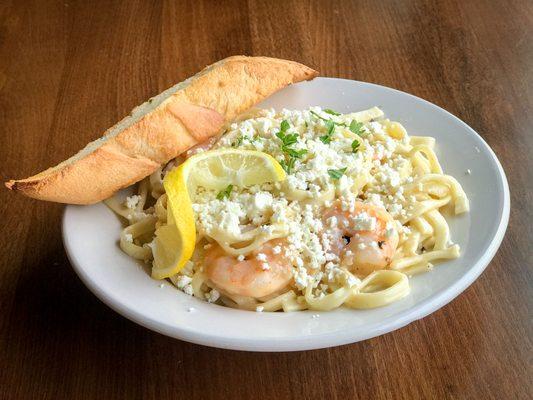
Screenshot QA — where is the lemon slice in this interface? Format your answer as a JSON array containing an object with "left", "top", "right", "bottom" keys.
[
  {"left": 186, "top": 148, "right": 287, "bottom": 191},
  {"left": 151, "top": 149, "right": 286, "bottom": 279},
  {"left": 151, "top": 161, "right": 196, "bottom": 279}
]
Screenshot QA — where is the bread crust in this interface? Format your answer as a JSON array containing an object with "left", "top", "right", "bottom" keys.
[{"left": 6, "top": 56, "right": 318, "bottom": 204}]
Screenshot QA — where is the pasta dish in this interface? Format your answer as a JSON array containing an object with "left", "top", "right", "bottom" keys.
[{"left": 106, "top": 106, "right": 469, "bottom": 312}]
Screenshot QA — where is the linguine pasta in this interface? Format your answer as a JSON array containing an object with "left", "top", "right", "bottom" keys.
[{"left": 106, "top": 106, "right": 469, "bottom": 312}]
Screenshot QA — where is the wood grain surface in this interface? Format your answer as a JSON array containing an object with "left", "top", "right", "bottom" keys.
[{"left": 1, "top": 1, "right": 532, "bottom": 399}]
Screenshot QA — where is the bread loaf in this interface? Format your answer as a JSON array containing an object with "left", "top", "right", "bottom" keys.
[{"left": 6, "top": 56, "right": 318, "bottom": 204}]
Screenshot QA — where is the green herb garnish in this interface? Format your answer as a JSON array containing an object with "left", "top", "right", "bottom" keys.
[
  {"left": 280, "top": 119, "right": 290, "bottom": 132},
  {"left": 280, "top": 158, "right": 296, "bottom": 174},
  {"left": 275, "top": 120, "right": 307, "bottom": 173},
  {"left": 351, "top": 139, "right": 360, "bottom": 153},
  {"left": 276, "top": 131, "right": 298, "bottom": 146},
  {"left": 310, "top": 109, "right": 348, "bottom": 125},
  {"left": 232, "top": 136, "right": 244, "bottom": 147},
  {"left": 328, "top": 167, "right": 347, "bottom": 180},
  {"left": 216, "top": 184, "right": 233, "bottom": 200},
  {"left": 232, "top": 135, "right": 262, "bottom": 147},
  {"left": 319, "top": 120, "right": 336, "bottom": 144},
  {"left": 283, "top": 147, "right": 307, "bottom": 158},
  {"left": 349, "top": 120, "right": 365, "bottom": 136},
  {"left": 311, "top": 109, "right": 350, "bottom": 139},
  {"left": 324, "top": 108, "right": 341, "bottom": 116},
  {"left": 310, "top": 110, "right": 331, "bottom": 123}
]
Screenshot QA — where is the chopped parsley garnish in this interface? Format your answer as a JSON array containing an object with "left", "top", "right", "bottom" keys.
[
  {"left": 328, "top": 167, "right": 347, "bottom": 180},
  {"left": 276, "top": 131, "right": 298, "bottom": 146},
  {"left": 233, "top": 135, "right": 262, "bottom": 147},
  {"left": 276, "top": 120, "right": 307, "bottom": 174},
  {"left": 349, "top": 120, "right": 365, "bottom": 136},
  {"left": 351, "top": 139, "right": 360, "bottom": 153},
  {"left": 279, "top": 158, "right": 297, "bottom": 174},
  {"left": 319, "top": 120, "right": 336, "bottom": 144},
  {"left": 324, "top": 108, "right": 341, "bottom": 116},
  {"left": 310, "top": 110, "right": 351, "bottom": 143},
  {"left": 216, "top": 184, "right": 233, "bottom": 200},
  {"left": 232, "top": 136, "right": 244, "bottom": 147},
  {"left": 310, "top": 110, "right": 331, "bottom": 123},
  {"left": 283, "top": 147, "right": 308, "bottom": 158}
]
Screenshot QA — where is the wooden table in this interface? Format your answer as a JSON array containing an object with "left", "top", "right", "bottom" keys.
[{"left": 1, "top": 1, "right": 531, "bottom": 398}]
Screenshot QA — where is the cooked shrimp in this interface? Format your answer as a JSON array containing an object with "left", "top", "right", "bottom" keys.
[
  {"left": 204, "top": 239, "right": 292, "bottom": 298},
  {"left": 324, "top": 201, "right": 399, "bottom": 276}
]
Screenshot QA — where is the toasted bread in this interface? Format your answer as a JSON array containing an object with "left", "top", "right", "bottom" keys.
[{"left": 6, "top": 56, "right": 318, "bottom": 204}]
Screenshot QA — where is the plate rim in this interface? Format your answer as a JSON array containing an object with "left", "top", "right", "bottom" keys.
[{"left": 62, "top": 78, "right": 510, "bottom": 351}]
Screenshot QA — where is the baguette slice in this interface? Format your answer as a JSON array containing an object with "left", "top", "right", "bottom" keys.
[{"left": 6, "top": 56, "right": 318, "bottom": 204}]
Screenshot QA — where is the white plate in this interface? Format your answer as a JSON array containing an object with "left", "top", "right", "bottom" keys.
[{"left": 63, "top": 78, "right": 509, "bottom": 351}]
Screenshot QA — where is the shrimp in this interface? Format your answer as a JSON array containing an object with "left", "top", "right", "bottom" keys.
[
  {"left": 204, "top": 239, "right": 292, "bottom": 298},
  {"left": 324, "top": 201, "right": 399, "bottom": 276}
]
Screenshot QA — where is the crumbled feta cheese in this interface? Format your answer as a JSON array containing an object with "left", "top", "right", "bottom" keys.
[
  {"left": 325, "top": 252, "right": 337, "bottom": 262},
  {"left": 352, "top": 212, "right": 377, "bottom": 231},
  {"left": 125, "top": 195, "right": 141, "bottom": 209},
  {"left": 206, "top": 289, "right": 220, "bottom": 303},
  {"left": 294, "top": 266, "right": 308, "bottom": 289},
  {"left": 176, "top": 275, "right": 193, "bottom": 289},
  {"left": 389, "top": 203, "right": 403, "bottom": 216},
  {"left": 254, "top": 192, "right": 273, "bottom": 210},
  {"left": 219, "top": 209, "right": 243, "bottom": 238}
]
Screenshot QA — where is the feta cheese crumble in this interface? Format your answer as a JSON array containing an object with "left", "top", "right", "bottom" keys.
[{"left": 125, "top": 195, "right": 141, "bottom": 209}]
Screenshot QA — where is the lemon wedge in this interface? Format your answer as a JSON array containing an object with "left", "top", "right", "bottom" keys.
[{"left": 151, "top": 149, "right": 286, "bottom": 279}]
